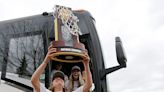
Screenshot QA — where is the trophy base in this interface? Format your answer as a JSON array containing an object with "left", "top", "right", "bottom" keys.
[
  {"left": 51, "top": 51, "right": 86, "bottom": 63},
  {"left": 51, "top": 41, "right": 85, "bottom": 63},
  {"left": 51, "top": 41, "right": 86, "bottom": 63}
]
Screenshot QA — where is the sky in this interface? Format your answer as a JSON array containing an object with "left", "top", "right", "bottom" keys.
[{"left": 0, "top": 0, "right": 164, "bottom": 92}]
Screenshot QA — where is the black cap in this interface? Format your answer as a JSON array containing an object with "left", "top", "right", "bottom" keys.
[
  {"left": 52, "top": 71, "right": 65, "bottom": 81},
  {"left": 71, "top": 66, "right": 81, "bottom": 71}
]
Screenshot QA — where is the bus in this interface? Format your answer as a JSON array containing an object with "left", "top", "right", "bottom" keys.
[{"left": 0, "top": 10, "right": 127, "bottom": 92}]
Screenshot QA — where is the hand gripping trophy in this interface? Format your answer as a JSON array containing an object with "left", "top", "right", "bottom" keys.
[{"left": 49, "top": 5, "right": 86, "bottom": 63}]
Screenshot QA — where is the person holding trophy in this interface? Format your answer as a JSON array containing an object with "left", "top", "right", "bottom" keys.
[
  {"left": 31, "top": 5, "right": 92, "bottom": 92},
  {"left": 31, "top": 43, "right": 93, "bottom": 92}
]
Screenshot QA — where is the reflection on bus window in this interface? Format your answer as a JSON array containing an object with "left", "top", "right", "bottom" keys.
[{"left": 6, "top": 35, "right": 45, "bottom": 84}]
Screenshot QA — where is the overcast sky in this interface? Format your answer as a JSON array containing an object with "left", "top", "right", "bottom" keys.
[{"left": 0, "top": 0, "right": 164, "bottom": 92}]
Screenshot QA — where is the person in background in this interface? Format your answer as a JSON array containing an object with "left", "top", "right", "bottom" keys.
[
  {"left": 65, "top": 66, "right": 84, "bottom": 92},
  {"left": 51, "top": 62, "right": 68, "bottom": 81},
  {"left": 31, "top": 43, "right": 92, "bottom": 92}
]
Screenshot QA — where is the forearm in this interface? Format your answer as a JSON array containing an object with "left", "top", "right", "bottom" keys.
[
  {"left": 31, "top": 56, "right": 49, "bottom": 84},
  {"left": 83, "top": 62, "right": 93, "bottom": 91}
]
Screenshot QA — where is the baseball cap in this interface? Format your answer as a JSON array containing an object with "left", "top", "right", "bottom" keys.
[
  {"left": 52, "top": 70, "right": 65, "bottom": 81},
  {"left": 71, "top": 66, "right": 81, "bottom": 71}
]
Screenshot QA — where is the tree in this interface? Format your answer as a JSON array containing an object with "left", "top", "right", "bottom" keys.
[
  {"left": 1, "top": 20, "right": 44, "bottom": 77},
  {"left": 16, "top": 53, "right": 28, "bottom": 77}
]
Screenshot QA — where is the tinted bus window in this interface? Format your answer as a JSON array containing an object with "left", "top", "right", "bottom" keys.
[{"left": 6, "top": 35, "right": 45, "bottom": 85}]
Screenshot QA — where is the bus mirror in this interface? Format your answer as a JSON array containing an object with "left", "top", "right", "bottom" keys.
[
  {"left": 115, "top": 37, "right": 127, "bottom": 67},
  {"left": 100, "top": 37, "right": 127, "bottom": 79}
]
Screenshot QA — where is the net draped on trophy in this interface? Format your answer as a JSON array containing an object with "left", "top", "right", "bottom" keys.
[{"left": 49, "top": 5, "right": 86, "bottom": 63}]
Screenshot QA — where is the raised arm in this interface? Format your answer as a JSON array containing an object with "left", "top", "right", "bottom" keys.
[
  {"left": 82, "top": 51, "right": 93, "bottom": 92},
  {"left": 31, "top": 44, "right": 56, "bottom": 92}
]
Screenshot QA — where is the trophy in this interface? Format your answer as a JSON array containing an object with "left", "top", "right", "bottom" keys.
[{"left": 49, "top": 5, "right": 86, "bottom": 63}]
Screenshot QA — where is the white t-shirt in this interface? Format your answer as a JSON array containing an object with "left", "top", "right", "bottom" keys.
[
  {"left": 73, "top": 81, "right": 79, "bottom": 91},
  {"left": 39, "top": 83, "right": 83, "bottom": 92}
]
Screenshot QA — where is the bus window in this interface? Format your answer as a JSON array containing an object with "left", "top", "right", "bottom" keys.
[{"left": 4, "top": 34, "right": 45, "bottom": 87}]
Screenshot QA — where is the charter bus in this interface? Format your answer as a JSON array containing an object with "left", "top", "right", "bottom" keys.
[{"left": 0, "top": 10, "right": 127, "bottom": 92}]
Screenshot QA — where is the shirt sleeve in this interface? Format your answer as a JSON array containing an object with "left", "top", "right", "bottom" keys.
[
  {"left": 40, "top": 83, "right": 51, "bottom": 92},
  {"left": 90, "top": 83, "right": 95, "bottom": 91}
]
